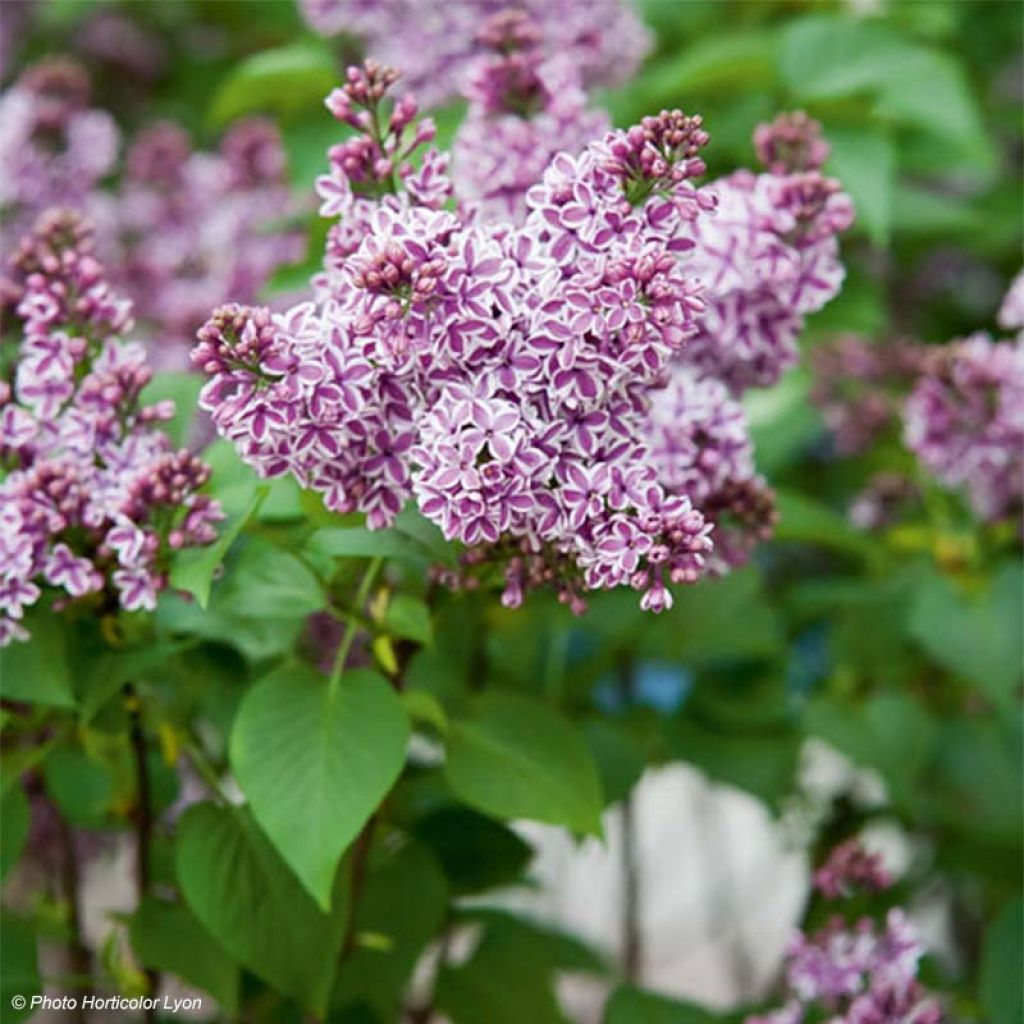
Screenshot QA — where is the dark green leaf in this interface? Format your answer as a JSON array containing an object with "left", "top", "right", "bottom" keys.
[
  {"left": 603, "top": 985, "right": 715, "bottom": 1024},
  {"left": 0, "top": 916, "right": 39, "bottom": 1024},
  {"left": 384, "top": 594, "right": 433, "bottom": 645},
  {"left": 44, "top": 746, "right": 114, "bottom": 829},
  {"left": 0, "top": 614, "right": 74, "bottom": 708},
  {"left": 176, "top": 802, "right": 348, "bottom": 1015},
  {"left": 980, "top": 898, "right": 1024, "bottom": 1024},
  {"left": 0, "top": 783, "right": 29, "bottom": 881},
  {"left": 130, "top": 897, "right": 239, "bottom": 1012}
]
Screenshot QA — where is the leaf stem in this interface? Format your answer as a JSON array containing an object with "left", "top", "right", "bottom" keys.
[{"left": 328, "top": 557, "right": 383, "bottom": 697}]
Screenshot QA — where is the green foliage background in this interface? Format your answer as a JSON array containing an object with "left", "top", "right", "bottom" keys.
[{"left": 2, "top": 1, "right": 1021, "bottom": 1022}]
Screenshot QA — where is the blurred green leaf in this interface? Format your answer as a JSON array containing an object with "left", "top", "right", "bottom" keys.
[
  {"left": 980, "top": 898, "right": 1024, "bottom": 1024},
  {"left": 445, "top": 691, "right": 604, "bottom": 836},
  {"left": 774, "top": 489, "right": 882, "bottom": 567},
  {"left": 827, "top": 127, "right": 894, "bottom": 247},
  {"left": 44, "top": 745, "right": 114, "bottom": 829},
  {"left": 0, "top": 916, "right": 38, "bottom": 1024},
  {"left": 0, "top": 614, "right": 74, "bottom": 708},
  {"left": 209, "top": 42, "right": 338, "bottom": 127},
  {"left": 130, "top": 897, "right": 239, "bottom": 1012},
  {"left": 384, "top": 594, "right": 433, "bottom": 646},
  {"left": 909, "top": 563, "right": 1023, "bottom": 707},
  {"left": 0, "top": 783, "right": 29, "bottom": 881},
  {"left": 139, "top": 373, "right": 203, "bottom": 448},
  {"left": 412, "top": 806, "right": 533, "bottom": 895},
  {"left": 604, "top": 985, "right": 715, "bottom": 1024}
]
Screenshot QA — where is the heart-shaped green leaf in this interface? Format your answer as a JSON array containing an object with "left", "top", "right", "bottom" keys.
[{"left": 231, "top": 665, "right": 409, "bottom": 909}]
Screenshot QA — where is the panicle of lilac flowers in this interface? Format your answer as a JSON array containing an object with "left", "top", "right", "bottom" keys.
[
  {"left": 111, "top": 116, "right": 305, "bottom": 358},
  {"left": 196, "top": 63, "right": 722, "bottom": 613},
  {"left": 746, "top": 842, "right": 942, "bottom": 1024},
  {"left": 810, "top": 335, "right": 930, "bottom": 456},
  {"left": 753, "top": 111, "right": 831, "bottom": 176},
  {"left": 0, "top": 57, "right": 118, "bottom": 240},
  {"left": 814, "top": 838, "right": 891, "bottom": 899},
  {"left": 904, "top": 331, "right": 1024, "bottom": 522},
  {"left": 0, "top": 210, "right": 223, "bottom": 647},
  {"left": 453, "top": 10, "right": 608, "bottom": 222},
  {"left": 683, "top": 115, "right": 854, "bottom": 392},
  {"left": 645, "top": 365, "right": 776, "bottom": 571},
  {"left": 298, "top": 0, "right": 652, "bottom": 107}
]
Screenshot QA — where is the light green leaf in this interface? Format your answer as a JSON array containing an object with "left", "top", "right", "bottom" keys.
[
  {"left": 826, "top": 128, "right": 894, "bottom": 247},
  {"left": 209, "top": 42, "right": 338, "bottom": 128},
  {"left": 444, "top": 692, "right": 604, "bottom": 835},
  {"left": 0, "top": 614, "right": 74, "bottom": 708},
  {"left": 231, "top": 665, "right": 409, "bottom": 909},
  {"left": 130, "top": 898, "right": 239, "bottom": 1012},
  {"left": 384, "top": 594, "right": 433, "bottom": 645},
  {"left": 139, "top": 373, "right": 203, "bottom": 448},
  {"left": 176, "top": 802, "right": 348, "bottom": 1015},
  {"left": 306, "top": 525, "right": 436, "bottom": 564},
  {"left": 169, "top": 487, "right": 266, "bottom": 609},
  {"left": 219, "top": 540, "right": 325, "bottom": 619},
  {"left": 1, "top": 783, "right": 29, "bottom": 881}
]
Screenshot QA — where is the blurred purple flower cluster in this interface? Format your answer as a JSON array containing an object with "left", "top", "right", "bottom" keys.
[
  {"left": 452, "top": 9, "right": 608, "bottom": 222},
  {"left": 194, "top": 59, "right": 852, "bottom": 612},
  {"left": 0, "top": 211, "right": 223, "bottom": 646},
  {"left": 905, "top": 330, "right": 1024, "bottom": 522},
  {"left": 0, "top": 59, "right": 303, "bottom": 361},
  {"left": 685, "top": 113, "right": 855, "bottom": 391},
  {"left": 299, "top": 0, "right": 651, "bottom": 107},
  {"left": 748, "top": 841, "right": 942, "bottom": 1024}
]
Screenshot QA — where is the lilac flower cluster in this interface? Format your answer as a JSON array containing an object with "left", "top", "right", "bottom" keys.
[
  {"left": 452, "top": 10, "right": 608, "bottom": 222},
  {"left": 0, "top": 211, "right": 223, "bottom": 646},
  {"left": 299, "top": 0, "right": 651, "bottom": 107},
  {"left": 111, "top": 116, "right": 305, "bottom": 357},
  {"left": 747, "top": 842, "right": 942, "bottom": 1024},
  {"left": 904, "top": 331, "right": 1024, "bottom": 521},
  {"left": 0, "top": 58, "right": 304, "bottom": 361},
  {"left": 0, "top": 58, "right": 118, "bottom": 242},
  {"left": 684, "top": 112, "right": 854, "bottom": 392},
  {"left": 197, "top": 64, "right": 724, "bottom": 613},
  {"left": 811, "top": 335, "right": 930, "bottom": 455},
  {"left": 646, "top": 365, "right": 775, "bottom": 571}
]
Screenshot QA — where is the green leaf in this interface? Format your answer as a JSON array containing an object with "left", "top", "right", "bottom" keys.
[
  {"left": 231, "top": 664, "right": 409, "bottom": 909},
  {"left": 305, "top": 525, "right": 436, "bottom": 564},
  {"left": 176, "top": 802, "right": 348, "bottom": 1015},
  {"left": 980, "top": 898, "right": 1024, "bottom": 1024},
  {"left": 826, "top": 128, "right": 894, "bottom": 247},
  {"left": 909, "top": 563, "right": 1023, "bottom": 707},
  {"left": 44, "top": 746, "right": 114, "bottom": 829},
  {"left": 130, "top": 897, "right": 239, "bottom": 1012},
  {"left": 412, "top": 806, "right": 533, "bottom": 895},
  {"left": 444, "top": 692, "right": 604, "bottom": 835},
  {"left": 581, "top": 719, "right": 647, "bottom": 806},
  {"left": 219, "top": 539, "right": 326, "bottom": 619},
  {"left": 0, "top": 614, "right": 74, "bottom": 708},
  {"left": 170, "top": 487, "right": 266, "bottom": 609},
  {"left": 603, "top": 985, "right": 715, "bottom": 1024},
  {"left": 139, "top": 373, "right": 203, "bottom": 448},
  {"left": 774, "top": 488, "right": 882, "bottom": 567},
  {"left": 208, "top": 42, "right": 338, "bottom": 128},
  {"left": 1, "top": 783, "right": 29, "bottom": 881},
  {"left": 384, "top": 594, "right": 433, "bottom": 645},
  {"left": 0, "top": 916, "right": 39, "bottom": 1024}
]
